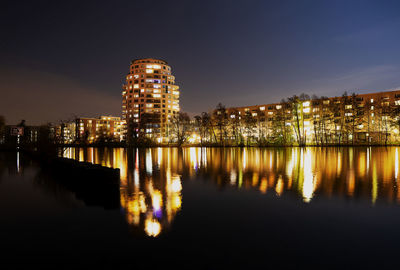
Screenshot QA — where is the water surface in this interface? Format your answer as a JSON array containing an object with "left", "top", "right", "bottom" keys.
[{"left": 1, "top": 147, "right": 400, "bottom": 268}]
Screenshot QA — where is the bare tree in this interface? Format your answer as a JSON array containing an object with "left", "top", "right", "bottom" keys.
[
  {"left": 171, "top": 112, "right": 191, "bottom": 146},
  {"left": 213, "top": 103, "right": 228, "bottom": 145},
  {"left": 243, "top": 110, "right": 257, "bottom": 146},
  {"left": 287, "top": 94, "right": 309, "bottom": 146}
]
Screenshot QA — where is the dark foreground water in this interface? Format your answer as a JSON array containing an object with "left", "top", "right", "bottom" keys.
[{"left": 1, "top": 147, "right": 400, "bottom": 268}]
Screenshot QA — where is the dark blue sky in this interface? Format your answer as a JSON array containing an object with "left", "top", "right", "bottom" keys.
[{"left": 1, "top": 0, "right": 400, "bottom": 124}]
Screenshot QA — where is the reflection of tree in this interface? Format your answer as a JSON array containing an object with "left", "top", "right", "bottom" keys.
[
  {"left": 63, "top": 146, "right": 400, "bottom": 235},
  {"left": 32, "top": 170, "right": 83, "bottom": 208},
  {"left": 181, "top": 147, "right": 400, "bottom": 204}
]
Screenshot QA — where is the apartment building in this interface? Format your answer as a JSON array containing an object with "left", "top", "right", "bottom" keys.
[
  {"left": 76, "top": 116, "right": 123, "bottom": 143},
  {"left": 122, "top": 58, "right": 180, "bottom": 142},
  {"left": 226, "top": 90, "right": 400, "bottom": 144}
]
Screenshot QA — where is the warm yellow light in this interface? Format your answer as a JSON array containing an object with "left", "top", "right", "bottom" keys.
[
  {"left": 275, "top": 177, "right": 284, "bottom": 196},
  {"left": 171, "top": 177, "right": 182, "bottom": 192},
  {"left": 145, "top": 218, "right": 161, "bottom": 237},
  {"left": 152, "top": 190, "right": 163, "bottom": 211}
]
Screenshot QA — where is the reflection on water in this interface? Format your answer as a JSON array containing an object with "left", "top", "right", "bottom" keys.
[
  {"left": 62, "top": 147, "right": 400, "bottom": 236},
  {"left": 63, "top": 147, "right": 183, "bottom": 237}
]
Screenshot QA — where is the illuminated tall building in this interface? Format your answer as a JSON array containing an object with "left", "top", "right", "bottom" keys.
[{"left": 122, "top": 58, "right": 180, "bottom": 142}]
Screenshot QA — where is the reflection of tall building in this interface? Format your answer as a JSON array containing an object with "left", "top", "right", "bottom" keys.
[
  {"left": 119, "top": 149, "right": 182, "bottom": 237},
  {"left": 122, "top": 58, "right": 180, "bottom": 142},
  {"left": 64, "top": 147, "right": 183, "bottom": 237},
  {"left": 63, "top": 147, "right": 400, "bottom": 232}
]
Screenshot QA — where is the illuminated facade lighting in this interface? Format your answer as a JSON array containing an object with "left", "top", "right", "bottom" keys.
[{"left": 122, "top": 58, "right": 180, "bottom": 142}]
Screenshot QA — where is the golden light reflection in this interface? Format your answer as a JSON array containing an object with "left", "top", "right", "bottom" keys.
[
  {"left": 260, "top": 177, "right": 268, "bottom": 194},
  {"left": 395, "top": 148, "right": 399, "bottom": 181},
  {"left": 145, "top": 216, "right": 161, "bottom": 237},
  {"left": 302, "top": 149, "right": 315, "bottom": 203},
  {"left": 275, "top": 176, "right": 284, "bottom": 196},
  {"left": 62, "top": 146, "right": 400, "bottom": 233}
]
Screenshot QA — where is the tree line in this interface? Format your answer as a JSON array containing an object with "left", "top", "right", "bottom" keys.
[{"left": 156, "top": 91, "right": 400, "bottom": 147}]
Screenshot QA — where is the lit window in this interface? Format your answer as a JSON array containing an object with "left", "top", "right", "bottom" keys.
[
  {"left": 153, "top": 94, "right": 161, "bottom": 98},
  {"left": 146, "top": 104, "right": 153, "bottom": 108},
  {"left": 323, "top": 100, "right": 330, "bottom": 105},
  {"left": 230, "top": 115, "right": 236, "bottom": 118},
  {"left": 134, "top": 84, "right": 139, "bottom": 89},
  {"left": 276, "top": 105, "right": 282, "bottom": 110},
  {"left": 260, "top": 106, "right": 265, "bottom": 111},
  {"left": 268, "top": 111, "right": 273, "bottom": 115},
  {"left": 303, "top": 108, "right": 310, "bottom": 113},
  {"left": 371, "top": 98, "right": 374, "bottom": 103},
  {"left": 396, "top": 100, "right": 400, "bottom": 106},
  {"left": 252, "top": 113, "right": 257, "bottom": 117},
  {"left": 345, "top": 105, "right": 352, "bottom": 109},
  {"left": 345, "top": 112, "right": 353, "bottom": 117},
  {"left": 146, "top": 69, "right": 154, "bottom": 73},
  {"left": 303, "top": 101, "right": 310, "bottom": 107}
]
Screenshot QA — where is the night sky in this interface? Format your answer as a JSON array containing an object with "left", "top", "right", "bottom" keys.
[{"left": 1, "top": 0, "right": 400, "bottom": 124}]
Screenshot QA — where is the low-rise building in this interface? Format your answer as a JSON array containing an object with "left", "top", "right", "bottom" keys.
[
  {"left": 223, "top": 90, "right": 400, "bottom": 145},
  {"left": 76, "top": 116, "right": 123, "bottom": 143}
]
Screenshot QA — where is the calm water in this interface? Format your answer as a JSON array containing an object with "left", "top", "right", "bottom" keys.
[{"left": 1, "top": 147, "right": 400, "bottom": 268}]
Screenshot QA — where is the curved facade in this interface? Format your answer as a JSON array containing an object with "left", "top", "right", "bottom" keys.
[{"left": 122, "top": 58, "right": 180, "bottom": 142}]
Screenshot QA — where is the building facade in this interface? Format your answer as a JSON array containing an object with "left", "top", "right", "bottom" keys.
[
  {"left": 223, "top": 90, "right": 400, "bottom": 145},
  {"left": 122, "top": 58, "right": 180, "bottom": 142},
  {"left": 76, "top": 116, "right": 123, "bottom": 143}
]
